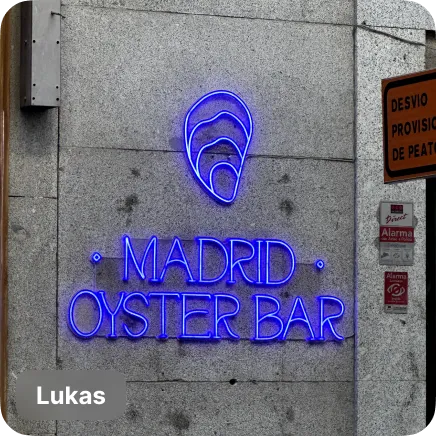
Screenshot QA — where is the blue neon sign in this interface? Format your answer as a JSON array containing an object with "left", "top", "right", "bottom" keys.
[
  {"left": 122, "top": 235, "right": 296, "bottom": 286},
  {"left": 67, "top": 94, "right": 347, "bottom": 344},
  {"left": 68, "top": 236, "right": 345, "bottom": 343},
  {"left": 69, "top": 289, "right": 345, "bottom": 342},
  {"left": 184, "top": 90, "right": 253, "bottom": 204}
]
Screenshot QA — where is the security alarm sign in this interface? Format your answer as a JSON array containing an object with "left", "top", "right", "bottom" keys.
[
  {"left": 379, "top": 201, "right": 414, "bottom": 265},
  {"left": 384, "top": 272, "right": 408, "bottom": 314}
]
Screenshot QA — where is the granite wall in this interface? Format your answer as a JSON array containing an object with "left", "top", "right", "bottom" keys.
[
  {"left": 355, "top": 1, "right": 433, "bottom": 435},
  {"left": 5, "top": 0, "right": 435, "bottom": 435}
]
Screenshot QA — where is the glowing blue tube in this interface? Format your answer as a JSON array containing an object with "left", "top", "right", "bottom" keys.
[
  {"left": 197, "top": 237, "right": 229, "bottom": 284},
  {"left": 213, "top": 294, "right": 241, "bottom": 339},
  {"left": 184, "top": 90, "right": 253, "bottom": 204},
  {"left": 180, "top": 293, "right": 213, "bottom": 340},
  {"left": 265, "top": 239, "right": 296, "bottom": 285},
  {"left": 123, "top": 235, "right": 158, "bottom": 282},
  {"left": 253, "top": 294, "right": 284, "bottom": 341},
  {"left": 122, "top": 292, "right": 149, "bottom": 338},
  {"left": 318, "top": 296, "right": 345, "bottom": 341},
  {"left": 149, "top": 292, "right": 180, "bottom": 339},
  {"left": 281, "top": 296, "right": 315, "bottom": 341},
  {"left": 68, "top": 290, "right": 103, "bottom": 338},
  {"left": 228, "top": 238, "right": 256, "bottom": 285},
  {"left": 159, "top": 237, "right": 195, "bottom": 283},
  {"left": 98, "top": 291, "right": 125, "bottom": 339}
]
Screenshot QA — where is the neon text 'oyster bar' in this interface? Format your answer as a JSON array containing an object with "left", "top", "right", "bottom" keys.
[{"left": 68, "top": 236, "right": 346, "bottom": 342}]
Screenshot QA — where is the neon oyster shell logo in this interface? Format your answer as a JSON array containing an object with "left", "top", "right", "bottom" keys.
[{"left": 184, "top": 90, "right": 253, "bottom": 204}]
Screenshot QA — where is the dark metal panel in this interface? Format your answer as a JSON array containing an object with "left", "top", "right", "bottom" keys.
[
  {"left": 426, "top": 179, "right": 436, "bottom": 425},
  {"left": 21, "top": 0, "right": 60, "bottom": 109},
  {"left": 426, "top": 31, "right": 436, "bottom": 426},
  {"left": 20, "top": 1, "right": 32, "bottom": 109}
]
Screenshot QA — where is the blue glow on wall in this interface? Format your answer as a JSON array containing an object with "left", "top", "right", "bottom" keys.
[
  {"left": 69, "top": 235, "right": 347, "bottom": 343},
  {"left": 65, "top": 92, "right": 350, "bottom": 345},
  {"left": 121, "top": 235, "right": 296, "bottom": 286},
  {"left": 69, "top": 290, "right": 104, "bottom": 338},
  {"left": 184, "top": 90, "right": 253, "bottom": 204},
  {"left": 90, "top": 252, "right": 102, "bottom": 264},
  {"left": 315, "top": 259, "right": 325, "bottom": 270},
  {"left": 68, "top": 289, "right": 345, "bottom": 342},
  {"left": 180, "top": 293, "right": 213, "bottom": 340},
  {"left": 122, "top": 292, "right": 150, "bottom": 338}
]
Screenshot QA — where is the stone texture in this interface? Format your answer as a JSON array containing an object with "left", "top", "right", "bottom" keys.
[
  {"left": 356, "top": 27, "right": 426, "bottom": 161},
  {"left": 57, "top": 147, "right": 354, "bottom": 381},
  {"left": 57, "top": 148, "right": 354, "bottom": 273},
  {"left": 10, "top": 0, "right": 433, "bottom": 434},
  {"left": 355, "top": 13, "right": 427, "bottom": 436},
  {"left": 7, "top": 375, "right": 56, "bottom": 435},
  {"left": 357, "top": 158, "right": 426, "bottom": 261},
  {"left": 68, "top": 257, "right": 349, "bottom": 341},
  {"left": 58, "top": 335, "right": 354, "bottom": 382},
  {"left": 61, "top": 0, "right": 354, "bottom": 25},
  {"left": 61, "top": 0, "right": 101, "bottom": 4},
  {"left": 58, "top": 148, "right": 354, "bottom": 313},
  {"left": 7, "top": 197, "right": 57, "bottom": 435},
  {"left": 58, "top": 381, "right": 354, "bottom": 436},
  {"left": 355, "top": 161, "right": 426, "bottom": 384},
  {"left": 355, "top": 26, "right": 427, "bottom": 383},
  {"left": 8, "top": 5, "right": 58, "bottom": 198},
  {"left": 357, "top": 381, "right": 426, "bottom": 436},
  {"left": 356, "top": 243, "right": 426, "bottom": 380},
  {"left": 358, "top": 0, "right": 435, "bottom": 30},
  {"left": 60, "top": 6, "right": 354, "bottom": 160}
]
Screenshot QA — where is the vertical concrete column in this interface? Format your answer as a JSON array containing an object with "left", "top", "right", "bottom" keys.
[
  {"left": 6, "top": 4, "right": 59, "bottom": 435},
  {"left": 355, "top": 1, "right": 434, "bottom": 435}
]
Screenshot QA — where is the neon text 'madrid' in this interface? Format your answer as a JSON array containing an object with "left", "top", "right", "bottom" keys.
[
  {"left": 123, "top": 235, "right": 296, "bottom": 286},
  {"left": 68, "top": 236, "right": 346, "bottom": 342}
]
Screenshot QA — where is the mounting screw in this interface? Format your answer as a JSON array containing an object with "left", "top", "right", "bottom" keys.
[
  {"left": 315, "top": 259, "right": 325, "bottom": 271},
  {"left": 90, "top": 252, "right": 102, "bottom": 264}
]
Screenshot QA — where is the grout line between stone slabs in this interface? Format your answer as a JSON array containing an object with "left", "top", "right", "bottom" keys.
[
  {"left": 61, "top": 145, "right": 356, "bottom": 164},
  {"left": 124, "top": 379, "right": 356, "bottom": 384},
  {"left": 352, "top": 0, "right": 358, "bottom": 433},
  {"left": 55, "top": 104, "right": 61, "bottom": 436},
  {"left": 61, "top": 3, "right": 355, "bottom": 29},
  {"left": 61, "top": 4, "right": 434, "bottom": 42},
  {"left": 8, "top": 195, "right": 57, "bottom": 200},
  {"left": 363, "top": 24, "right": 435, "bottom": 32}
]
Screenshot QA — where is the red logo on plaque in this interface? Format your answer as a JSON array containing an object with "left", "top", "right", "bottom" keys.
[
  {"left": 390, "top": 204, "right": 404, "bottom": 214},
  {"left": 380, "top": 226, "right": 414, "bottom": 243},
  {"left": 384, "top": 272, "right": 408, "bottom": 306}
]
